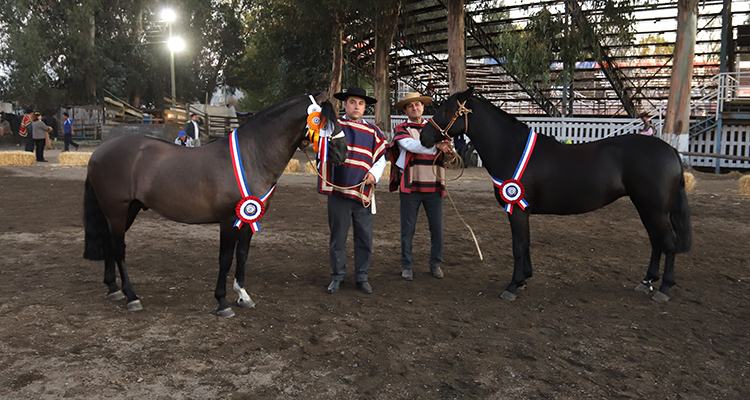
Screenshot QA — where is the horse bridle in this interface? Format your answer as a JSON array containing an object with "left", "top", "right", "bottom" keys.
[{"left": 429, "top": 100, "right": 473, "bottom": 141}]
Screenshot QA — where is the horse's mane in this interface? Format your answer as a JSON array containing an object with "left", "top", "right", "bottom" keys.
[
  {"left": 469, "top": 93, "right": 559, "bottom": 147},
  {"left": 237, "top": 93, "right": 310, "bottom": 130}
]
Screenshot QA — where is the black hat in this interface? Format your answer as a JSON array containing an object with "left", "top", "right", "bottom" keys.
[{"left": 333, "top": 87, "right": 377, "bottom": 104}]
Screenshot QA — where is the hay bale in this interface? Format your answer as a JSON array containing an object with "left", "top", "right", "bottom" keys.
[
  {"left": 0, "top": 151, "right": 35, "bottom": 166},
  {"left": 305, "top": 161, "right": 318, "bottom": 175},
  {"left": 382, "top": 161, "right": 391, "bottom": 179},
  {"left": 683, "top": 172, "right": 695, "bottom": 192},
  {"left": 740, "top": 174, "right": 750, "bottom": 196},
  {"left": 58, "top": 152, "right": 92, "bottom": 166},
  {"left": 284, "top": 159, "right": 300, "bottom": 174}
]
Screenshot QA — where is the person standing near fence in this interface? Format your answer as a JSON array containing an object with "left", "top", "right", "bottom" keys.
[
  {"left": 21, "top": 108, "right": 34, "bottom": 152},
  {"left": 30, "top": 113, "right": 52, "bottom": 162},
  {"left": 185, "top": 113, "right": 203, "bottom": 147},
  {"left": 62, "top": 112, "right": 79, "bottom": 151},
  {"left": 638, "top": 112, "right": 654, "bottom": 136}
]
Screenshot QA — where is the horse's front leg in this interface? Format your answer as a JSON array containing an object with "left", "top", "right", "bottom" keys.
[
  {"left": 216, "top": 221, "right": 240, "bottom": 318},
  {"left": 233, "top": 226, "right": 256, "bottom": 309},
  {"left": 501, "top": 211, "right": 532, "bottom": 300}
]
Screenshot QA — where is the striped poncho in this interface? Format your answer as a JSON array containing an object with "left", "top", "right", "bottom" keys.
[{"left": 318, "top": 117, "right": 387, "bottom": 203}]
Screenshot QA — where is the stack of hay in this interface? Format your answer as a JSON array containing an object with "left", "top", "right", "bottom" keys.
[
  {"left": 740, "top": 175, "right": 750, "bottom": 196},
  {"left": 683, "top": 172, "right": 696, "bottom": 192},
  {"left": 0, "top": 151, "right": 35, "bottom": 166},
  {"left": 305, "top": 160, "right": 318, "bottom": 175},
  {"left": 284, "top": 159, "right": 300, "bottom": 173},
  {"left": 58, "top": 152, "right": 92, "bottom": 166}
]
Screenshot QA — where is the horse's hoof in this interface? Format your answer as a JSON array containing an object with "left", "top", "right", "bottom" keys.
[
  {"left": 652, "top": 292, "right": 670, "bottom": 303},
  {"left": 237, "top": 299, "right": 256, "bottom": 309},
  {"left": 107, "top": 290, "right": 125, "bottom": 301},
  {"left": 126, "top": 300, "right": 143, "bottom": 311},
  {"left": 634, "top": 283, "right": 652, "bottom": 293},
  {"left": 500, "top": 291, "right": 517, "bottom": 300},
  {"left": 217, "top": 308, "right": 235, "bottom": 318}
]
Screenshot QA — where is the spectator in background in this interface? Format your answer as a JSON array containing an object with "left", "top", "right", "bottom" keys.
[
  {"left": 638, "top": 112, "right": 654, "bottom": 136},
  {"left": 30, "top": 113, "right": 52, "bottom": 162},
  {"left": 185, "top": 113, "right": 203, "bottom": 147},
  {"left": 21, "top": 108, "right": 34, "bottom": 152},
  {"left": 62, "top": 112, "right": 79, "bottom": 151},
  {"left": 174, "top": 130, "right": 194, "bottom": 147}
]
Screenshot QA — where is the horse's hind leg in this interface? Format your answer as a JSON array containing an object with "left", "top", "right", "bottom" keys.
[
  {"left": 633, "top": 204, "right": 676, "bottom": 302},
  {"left": 216, "top": 221, "right": 241, "bottom": 318},
  {"left": 103, "top": 202, "right": 142, "bottom": 302},
  {"left": 233, "top": 227, "right": 256, "bottom": 309},
  {"left": 103, "top": 259, "right": 125, "bottom": 300},
  {"left": 108, "top": 202, "right": 143, "bottom": 311},
  {"left": 635, "top": 247, "right": 662, "bottom": 293}
]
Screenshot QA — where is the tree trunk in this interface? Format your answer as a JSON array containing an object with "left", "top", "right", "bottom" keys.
[
  {"left": 329, "top": 24, "right": 344, "bottom": 112},
  {"left": 663, "top": 0, "right": 698, "bottom": 153},
  {"left": 86, "top": 13, "right": 97, "bottom": 102},
  {"left": 373, "top": 4, "right": 401, "bottom": 139},
  {"left": 447, "top": 0, "right": 467, "bottom": 94}
]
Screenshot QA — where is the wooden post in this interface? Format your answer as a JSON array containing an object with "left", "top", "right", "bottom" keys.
[
  {"left": 373, "top": 4, "right": 401, "bottom": 138},
  {"left": 663, "top": 0, "right": 698, "bottom": 155},
  {"left": 330, "top": 24, "right": 344, "bottom": 112},
  {"left": 447, "top": 0, "right": 467, "bottom": 94}
]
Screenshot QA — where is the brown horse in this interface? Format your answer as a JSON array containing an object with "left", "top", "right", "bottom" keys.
[{"left": 83, "top": 92, "right": 346, "bottom": 317}]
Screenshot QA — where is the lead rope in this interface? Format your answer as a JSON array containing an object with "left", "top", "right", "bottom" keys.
[
  {"left": 433, "top": 151, "right": 483, "bottom": 261},
  {"left": 302, "top": 148, "right": 375, "bottom": 208}
]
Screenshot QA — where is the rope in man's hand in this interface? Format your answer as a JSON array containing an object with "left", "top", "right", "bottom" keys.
[{"left": 433, "top": 144, "right": 483, "bottom": 261}]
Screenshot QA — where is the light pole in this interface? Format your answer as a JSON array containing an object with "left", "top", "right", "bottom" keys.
[{"left": 161, "top": 9, "right": 183, "bottom": 102}]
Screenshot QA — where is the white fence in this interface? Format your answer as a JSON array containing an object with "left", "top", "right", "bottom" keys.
[{"left": 365, "top": 115, "right": 750, "bottom": 170}]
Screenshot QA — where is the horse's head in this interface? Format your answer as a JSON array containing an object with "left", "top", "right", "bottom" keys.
[
  {"left": 320, "top": 101, "right": 347, "bottom": 166},
  {"left": 421, "top": 88, "right": 474, "bottom": 147}
]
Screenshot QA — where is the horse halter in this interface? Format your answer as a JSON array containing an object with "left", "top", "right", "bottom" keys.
[{"left": 429, "top": 100, "right": 473, "bottom": 141}]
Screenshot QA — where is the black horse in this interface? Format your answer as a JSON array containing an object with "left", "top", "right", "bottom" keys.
[
  {"left": 1, "top": 111, "right": 23, "bottom": 145},
  {"left": 84, "top": 92, "right": 347, "bottom": 317},
  {"left": 421, "top": 88, "right": 691, "bottom": 302}
]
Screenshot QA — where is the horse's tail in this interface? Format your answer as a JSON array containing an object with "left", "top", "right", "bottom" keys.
[
  {"left": 670, "top": 170, "right": 692, "bottom": 254},
  {"left": 83, "top": 178, "right": 114, "bottom": 260}
]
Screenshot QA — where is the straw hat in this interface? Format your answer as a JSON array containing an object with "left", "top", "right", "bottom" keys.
[{"left": 395, "top": 92, "right": 433, "bottom": 109}]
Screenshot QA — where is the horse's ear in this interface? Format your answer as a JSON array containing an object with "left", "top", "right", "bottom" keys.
[
  {"left": 459, "top": 87, "right": 474, "bottom": 101},
  {"left": 314, "top": 90, "right": 329, "bottom": 104}
]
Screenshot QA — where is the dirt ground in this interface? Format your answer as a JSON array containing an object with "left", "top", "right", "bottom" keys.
[{"left": 1, "top": 143, "right": 749, "bottom": 399}]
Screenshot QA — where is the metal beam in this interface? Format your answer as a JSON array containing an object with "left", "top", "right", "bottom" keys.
[
  {"left": 463, "top": 12, "right": 561, "bottom": 116},
  {"left": 565, "top": 0, "right": 638, "bottom": 117}
]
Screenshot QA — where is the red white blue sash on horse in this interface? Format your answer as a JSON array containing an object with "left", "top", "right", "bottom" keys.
[
  {"left": 229, "top": 130, "right": 275, "bottom": 232},
  {"left": 492, "top": 129, "right": 537, "bottom": 214}
]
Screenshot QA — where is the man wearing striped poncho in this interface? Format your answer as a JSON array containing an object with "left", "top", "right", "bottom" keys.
[
  {"left": 389, "top": 92, "right": 455, "bottom": 282},
  {"left": 319, "top": 87, "right": 387, "bottom": 295}
]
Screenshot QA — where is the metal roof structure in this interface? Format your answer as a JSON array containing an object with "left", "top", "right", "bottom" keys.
[{"left": 351, "top": 0, "right": 750, "bottom": 117}]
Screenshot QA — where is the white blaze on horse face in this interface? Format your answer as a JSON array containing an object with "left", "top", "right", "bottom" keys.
[{"left": 233, "top": 279, "right": 253, "bottom": 305}]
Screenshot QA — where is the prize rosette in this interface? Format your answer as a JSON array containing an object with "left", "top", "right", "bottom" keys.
[
  {"left": 499, "top": 179, "right": 525, "bottom": 205},
  {"left": 235, "top": 195, "right": 265, "bottom": 224}
]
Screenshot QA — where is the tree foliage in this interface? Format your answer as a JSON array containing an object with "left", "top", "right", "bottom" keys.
[
  {"left": 497, "top": 0, "right": 639, "bottom": 89},
  {"left": 0, "top": 0, "right": 248, "bottom": 110}
]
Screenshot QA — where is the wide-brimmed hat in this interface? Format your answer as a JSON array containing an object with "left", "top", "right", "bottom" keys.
[
  {"left": 395, "top": 92, "right": 433, "bottom": 109},
  {"left": 333, "top": 87, "right": 377, "bottom": 104},
  {"left": 639, "top": 111, "right": 649, "bottom": 118}
]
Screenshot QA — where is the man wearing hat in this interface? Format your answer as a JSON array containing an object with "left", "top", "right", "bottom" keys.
[
  {"left": 638, "top": 112, "right": 654, "bottom": 136},
  {"left": 390, "top": 92, "right": 455, "bottom": 281},
  {"left": 320, "top": 87, "right": 388, "bottom": 294},
  {"left": 174, "top": 130, "right": 194, "bottom": 147}
]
